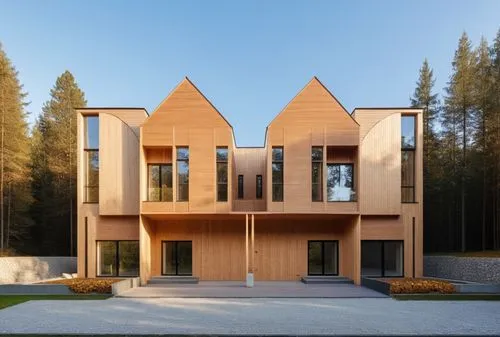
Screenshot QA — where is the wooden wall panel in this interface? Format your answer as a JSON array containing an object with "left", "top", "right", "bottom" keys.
[
  {"left": 151, "top": 220, "right": 246, "bottom": 280},
  {"left": 283, "top": 127, "right": 311, "bottom": 212},
  {"left": 253, "top": 219, "right": 351, "bottom": 280},
  {"left": 77, "top": 204, "right": 98, "bottom": 278},
  {"left": 326, "top": 147, "right": 356, "bottom": 163},
  {"left": 99, "top": 113, "right": 140, "bottom": 215},
  {"left": 359, "top": 113, "right": 401, "bottom": 215},
  {"left": 147, "top": 217, "right": 357, "bottom": 281},
  {"left": 95, "top": 216, "right": 140, "bottom": 240},
  {"left": 145, "top": 148, "right": 172, "bottom": 163},
  {"left": 268, "top": 78, "right": 359, "bottom": 146},
  {"left": 232, "top": 147, "right": 267, "bottom": 212},
  {"left": 142, "top": 78, "right": 232, "bottom": 146},
  {"left": 140, "top": 216, "right": 153, "bottom": 284},
  {"left": 266, "top": 78, "right": 360, "bottom": 213},
  {"left": 139, "top": 78, "right": 234, "bottom": 214},
  {"left": 360, "top": 216, "right": 404, "bottom": 240}
]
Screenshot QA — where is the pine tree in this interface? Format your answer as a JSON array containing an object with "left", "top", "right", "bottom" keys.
[
  {"left": 30, "top": 71, "right": 86, "bottom": 255},
  {"left": 473, "top": 37, "right": 493, "bottom": 250},
  {"left": 0, "top": 43, "right": 32, "bottom": 253},
  {"left": 443, "top": 32, "right": 476, "bottom": 252},
  {"left": 411, "top": 59, "right": 442, "bottom": 250},
  {"left": 490, "top": 29, "right": 500, "bottom": 249}
]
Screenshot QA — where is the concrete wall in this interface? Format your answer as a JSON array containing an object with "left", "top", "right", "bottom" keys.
[
  {"left": 0, "top": 257, "right": 77, "bottom": 284},
  {"left": 424, "top": 256, "right": 500, "bottom": 284}
]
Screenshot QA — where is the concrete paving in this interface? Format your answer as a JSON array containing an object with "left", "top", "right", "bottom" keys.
[
  {"left": 119, "top": 281, "right": 387, "bottom": 298},
  {"left": 1, "top": 297, "right": 500, "bottom": 335}
]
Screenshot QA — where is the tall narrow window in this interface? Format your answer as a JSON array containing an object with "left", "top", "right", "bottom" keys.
[
  {"left": 83, "top": 116, "right": 99, "bottom": 202},
  {"left": 327, "top": 164, "right": 355, "bottom": 201},
  {"left": 148, "top": 164, "right": 173, "bottom": 201},
  {"left": 216, "top": 147, "right": 228, "bottom": 202},
  {"left": 402, "top": 115, "right": 416, "bottom": 202},
  {"left": 238, "top": 175, "right": 244, "bottom": 199},
  {"left": 256, "top": 175, "right": 263, "bottom": 199},
  {"left": 312, "top": 147, "right": 323, "bottom": 201},
  {"left": 272, "top": 147, "right": 283, "bottom": 201},
  {"left": 176, "top": 147, "right": 189, "bottom": 201}
]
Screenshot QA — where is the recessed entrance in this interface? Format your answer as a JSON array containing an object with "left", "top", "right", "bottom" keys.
[
  {"left": 162, "top": 241, "right": 193, "bottom": 276},
  {"left": 308, "top": 240, "right": 339, "bottom": 276}
]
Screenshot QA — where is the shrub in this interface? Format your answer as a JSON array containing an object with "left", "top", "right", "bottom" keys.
[
  {"left": 45, "top": 278, "right": 121, "bottom": 294},
  {"left": 389, "top": 278, "right": 455, "bottom": 294}
]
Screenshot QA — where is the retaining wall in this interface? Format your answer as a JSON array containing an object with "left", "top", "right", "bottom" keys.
[
  {"left": 0, "top": 256, "right": 77, "bottom": 284},
  {"left": 424, "top": 256, "right": 500, "bottom": 284}
]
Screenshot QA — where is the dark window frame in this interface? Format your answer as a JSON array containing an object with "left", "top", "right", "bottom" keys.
[
  {"left": 161, "top": 240, "right": 193, "bottom": 276},
  {"left": 326, "top": 163, "right": 355, "bottom": 202},
  {"left": 147, "top": 163, "right": 173, "bottom": 201},
  {"left": 361, "top": 240, "right": 404, "bottom": 278},
  {"left": 311, "top": 146, "right": 323, "bottom": 202},
  {"left": 96, "top": 240, "right": 139, "bottom": 277},
  {"left": 83, "top": 115, "right": 99, "bottom": 203},
  {"left": 256, "top": 175, "right": 263, "bottom": 199},
  {"left": 176, "top": 147, "right": 189, "bottom": 202},
  {"left": 401, "top": 114, "right": 416, "bottom": 203},
  {"left": 272, "top": 147, "right": 284, "bottom": 202},
  {"left": 307, "top": 240, "right": 339, "bottom": 276},
  {"left": 238, "top": 175, "right": 244, "bottom": 199},
  {"left": 216, "top": 147, "right": 228, "bottom": 202}
]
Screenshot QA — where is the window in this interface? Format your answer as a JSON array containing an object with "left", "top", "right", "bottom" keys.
[
  {"left": 308, "top": 241, "right": 338, "bottom": 276},
  {"left": 83, "top": 116, "right": 99, "bottom": 203},
  {"left": 216, "top": 147, "right": 228, "bottom": 202},
  {"left": 361, "top": 240, "right": 404, "bottom": 277},
  {"left": 148, "top": 164, "right": 172, "bottom": 201},
  {"left": 401, "top": 115, "right": 416, "bottom": 202},
  {"left": 256, "top": 175, "right": 263, "bottom": 199},
  {"left": 272, "top": 147, "right": 283, "bottom": 201},
  {"left": 327, "top": 164, "right": 355, "bottom": 201},
  {"left": 238, "top": 175, "right": 244, "bottom": 199},
  {"left": 176, "top": 147, "right": 189, "bottom": 201},
  {"left": 97, "top": 241, "right": 139, "bottom": 277},
  {"left": 312, "top": 147, "right": 323, "bottom": 201}
]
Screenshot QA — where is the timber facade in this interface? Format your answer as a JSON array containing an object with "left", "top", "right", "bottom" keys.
[{"left": 76, "top": 77, "right": 423, "bottom": 285}]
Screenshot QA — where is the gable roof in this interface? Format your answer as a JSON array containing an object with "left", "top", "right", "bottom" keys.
[
  {"left": 142, "top": 76, "right": 233, "bottom": 129},
  {"left": 267, "top": 76, "right": 360, "bottom": 128}
]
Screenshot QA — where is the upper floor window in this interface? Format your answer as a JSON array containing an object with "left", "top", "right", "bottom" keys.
[
  {"left": 216, "top": 147, "right": 228, "bottom": 202},
  {"left": 83, "top": 116, "right": 99, "bottom": 203},
  {"left": 312, "top": 147, "right": 323, "bottom": 202},
  {"left": 176, "top": 147, "right": 189, "bottom": 201},
  {"left": 401, "top": 116, "right": 416, "bottom": 149},
  {"left": 238, "top": 175, "right": 244, "bottom": 199},
  {"left": 327, "top": 164, "right": 355, "bottom": 202},
  {"left": 148, "top": 164, "right": 173, "bottom": 201},
  {"left": 272, "top": 147, "right": 283, "bottom": 202},
  {"left": 401, "top": 115, "right": 416, "bottom": 202},
  {"left": 256, "top": 175, "right": 263, "bottom": 199}
]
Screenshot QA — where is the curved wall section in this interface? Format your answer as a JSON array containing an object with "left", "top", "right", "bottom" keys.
[
  {"left": 359, "top": 113, "right": 401, "bottom": 215},
  {"left": 99, "top": 113, "right": 140, "bottom": 215}
]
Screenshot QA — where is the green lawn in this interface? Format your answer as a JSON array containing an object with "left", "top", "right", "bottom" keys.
[
  {"left": 393, "top": 294, "right": 500, "bottom": 301},
  {"left": 427, "top": 250, "right": 500, "bottom": 257},
  {"left": 0, "top": 294, "right": 111, "bottom": 310}
]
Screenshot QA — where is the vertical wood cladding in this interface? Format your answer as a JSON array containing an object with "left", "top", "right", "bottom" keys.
[
  {"left": 140, "top": 78, "right": 234, "bottom": 213},
  {"left": 266, "top": 78, "right": 360, "bottom": 213}
]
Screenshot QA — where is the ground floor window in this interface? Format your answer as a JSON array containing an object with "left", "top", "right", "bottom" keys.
[
  {"left": 97, "top": 240, "right": 139, "bottom": 277},
  {"left": 308, "top": 240, "right": 338, "bottom": 276},
  {"left": 162, "top": 241, "right": 193, "bottom": 276},
  {"left": 361, "top": 240, "right": 403, "bottom": 277}
]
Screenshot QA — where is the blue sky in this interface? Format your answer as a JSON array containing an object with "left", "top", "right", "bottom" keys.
[{"left": 1, "top": 0, "right": 499, "bottom": 146}]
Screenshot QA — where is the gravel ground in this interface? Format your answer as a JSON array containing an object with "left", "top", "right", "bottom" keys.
[{"left": 0, "top": 298, "right": 499, "bottom": 335}]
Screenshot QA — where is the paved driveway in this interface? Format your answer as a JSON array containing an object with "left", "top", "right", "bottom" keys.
[
  {"left": 1, "top": 298, "right": 500, "bottom": 335},
  {"left": 120, "top": 281, "right": 387, "bottom": 298}
]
